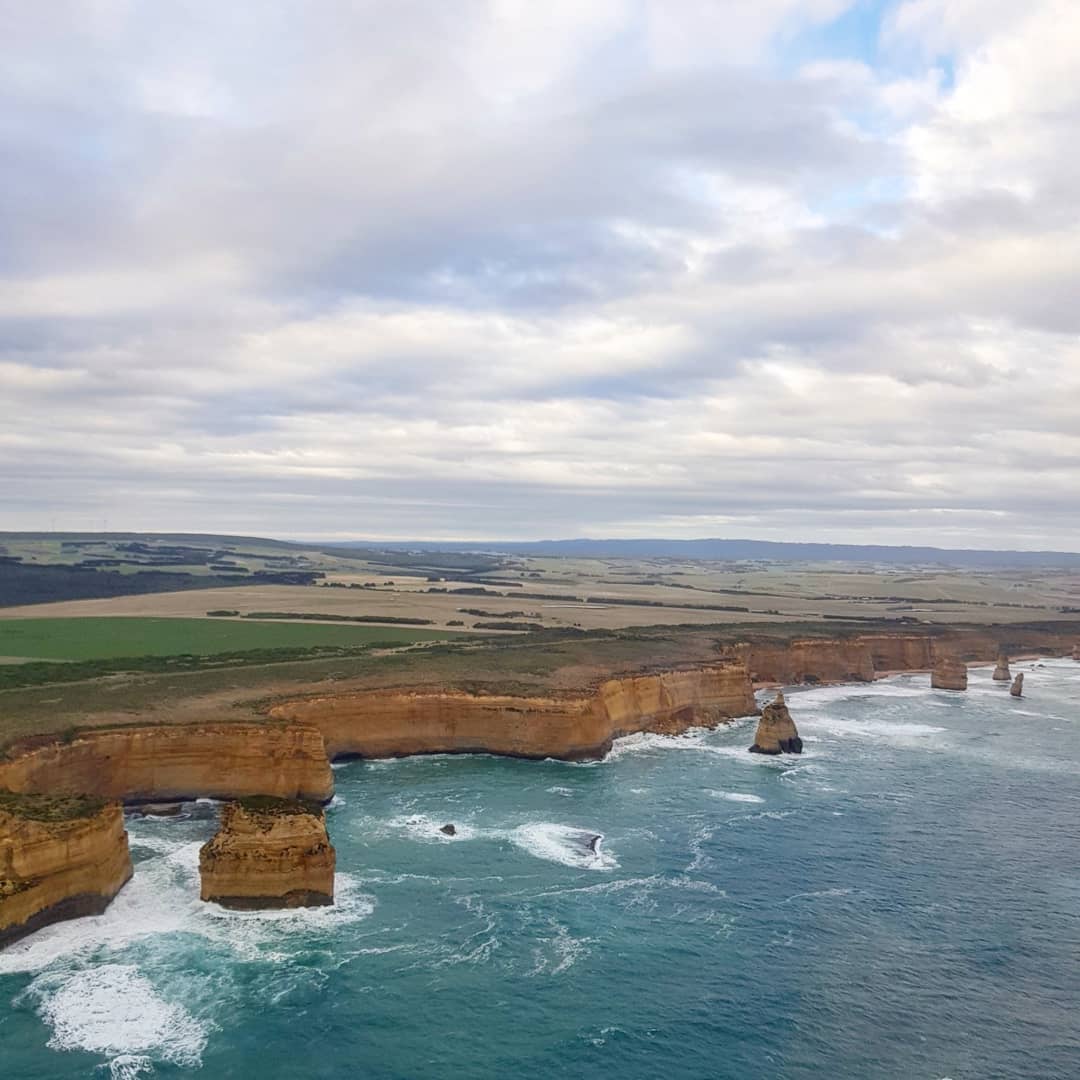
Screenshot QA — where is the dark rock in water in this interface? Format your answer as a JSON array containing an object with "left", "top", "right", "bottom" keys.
[
  {"left": 749, "top": 691, "right": 803, "bottom": 755},
  {"left": 931, "top": 657, "right": 967, "bottom": 691},
  {"left": 992, "top": 654, "right": 1011, "bottom": 681},
  {"left": 1010, "top": 673, "right": 1024, "bottom": 698},
  {"left": 133, "top": 802, "right": 184, "bottom": 817},
  {"left": 439, "top": 823, "right": 457, "bottom": 836},
  {"left": 586, "top": 833, "right": 602, "bottom": 856}
]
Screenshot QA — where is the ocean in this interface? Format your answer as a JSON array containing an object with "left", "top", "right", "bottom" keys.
[{"left": 2, "top": 658, "right": 1078, "bottom": 1079}]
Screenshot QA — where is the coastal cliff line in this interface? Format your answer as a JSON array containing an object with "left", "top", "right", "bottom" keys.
[{"left": 269, "top": 663, "right": 758, "bottom": 761}]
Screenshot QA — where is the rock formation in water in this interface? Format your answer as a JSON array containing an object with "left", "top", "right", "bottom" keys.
[
  {"left": 199, "top": 797, "right": 335, "bottom": 910},
  {"left": 1010, "top": 673, "right": 1024, "bottom": 697},
  {"left": 439, "top": 824, "right": 456, "bottom": 836},
  {"left": 0, "top": 723, "right": 333, "bottom": 804},
  {"left": 270, "top": 663, "right": 757, "bottom": 761},
  {"left": 1074, "top": 643, "right": 1080, "bottom": 662},
  {"left": 931, "top": 657, "right": 968, "bottom": 691},
  {"left": 993, "top": 654, "right": 1012, "bottom": 681},
  {"left": 748, "top": 691, "right": 803, "bottom": 755},
  {"left": 1, "top": 794, "right": 132, "bottom": 948}
]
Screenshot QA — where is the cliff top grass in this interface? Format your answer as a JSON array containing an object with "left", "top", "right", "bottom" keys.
[{"left": 0, "top": 790, "right": 109, "bottom": 823}]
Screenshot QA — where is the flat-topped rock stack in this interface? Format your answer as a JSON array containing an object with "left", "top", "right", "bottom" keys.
[
  {"left": 749, "top": 691, "right": 803, "bottom": 755},
  {"left": 1010, "top": 673, "right": 1024, "bottom": 697},
  {"left": 199, "top": 797, "right": 335, "bottom": 910},
  {"left": 1, "top": 793, "right": 132, "bottom": 948},
  {"left": 931, "top": 657, "right": 968, "bottom": 691},
  {"left": 992, "top": 654, "right": 1012, "bottom": 681}
]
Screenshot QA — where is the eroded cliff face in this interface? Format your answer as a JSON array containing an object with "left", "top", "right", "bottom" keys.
[
  {"left": 931, "top": 657, "right": 968, "bottom": 691},
  {"left": 270, "top": 663, "right": 757, "bottom": 761},
  {"left": 0, "top": 723, "right": 333, "bottom": 804},
  {"left": 1, "top": 796, "right": 132, "bottom": 947},
  {"left": 735, "top": 638, "right": 876, "bottom": 685},
  {"left": 200, "top": 798, "right": 335, "bottom": 909},
  {"left": 748, "top": 691, "right": 803, "bottom": 755}
]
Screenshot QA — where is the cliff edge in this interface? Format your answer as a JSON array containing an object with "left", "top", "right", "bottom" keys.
[
  {"left": 1, "top": 794, "right": 132, "bottom": 948},
  {"left": 199, "top": 797, "right": 335, "bottom": 909}
]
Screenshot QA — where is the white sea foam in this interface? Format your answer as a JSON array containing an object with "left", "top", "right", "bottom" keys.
[
  {"left": 28, "top": 964, "right": 209, "bottom": 1070},
  {"left": 546, "top": 786, "right": 574, "bottom": 797},
  {"left": 0, "top": 836, "right": 374, "bottom": 976},
  {"left": 388, "top": 813, "right": 477, "bottom": 842},
  {"left": 707, "top": 790, "right": 765, "bottom": 803},
  {"left": 510, "top": 822, "right": 617, "bottom": 870}
]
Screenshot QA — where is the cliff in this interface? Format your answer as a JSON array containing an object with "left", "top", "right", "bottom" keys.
[
  {"left": 1, "top": 794, "right": 132, "bottom": 948},
  {"left": 993, "top": 654, "right": 1012, "bottom": 681},
  {"left": 931, "top": 657, "right": 968, "bottom": 691},
  {"left": 735, "top": 638, "right": 875, "bottom": 685},
  {"left": 0, "top": 723, "right": 333, "bottom": 804},
  {"left": 199, "top": 797, "right": 335, "bottom": 909},
  {"left": 749, "top": 691, "right": 803, "bottom": 755},
  {"left": 269, "top": 663, "right": 757, "bottom": 761}
]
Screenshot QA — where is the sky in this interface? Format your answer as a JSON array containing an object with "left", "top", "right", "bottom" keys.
[{"left": 2, "top": 0, "right": 1079, "bottom": 548}]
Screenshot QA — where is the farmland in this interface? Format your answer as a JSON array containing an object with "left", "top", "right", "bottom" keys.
[{"left": 0, "top": 616, "right": 459, "bottom": 662}]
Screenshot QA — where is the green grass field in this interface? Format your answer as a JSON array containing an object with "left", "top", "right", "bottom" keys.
[{"left": 0, "top": 617, "right": 456, "bottom": 661}]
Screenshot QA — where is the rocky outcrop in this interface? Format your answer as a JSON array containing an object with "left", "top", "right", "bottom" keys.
[
  {"left": 269, "top": 662, "right": 757, "bottom": 761},
  {"left": 931, "top": 657, "right": 968, "bottom": 691},
  {"left": 1010, "top": 673, "right": 1024, "bottom": 697},
  {"left": 1073, "top": 643, "right": 1080, "bottom": 662},
  {"left": 748, "top": 691, "right": 803, "bottom": 755},
  {"left": 1, "top": 794, "right": 132, "bottom": 948},
  {"left": 199, "top": 797, "right": 335, "bottom": 909},
  {"left": 0, "top": 723, "right": 333, "bottom": 804},
  {"left": 993, "top": 654, "right": 1012, "bottom": 681}
]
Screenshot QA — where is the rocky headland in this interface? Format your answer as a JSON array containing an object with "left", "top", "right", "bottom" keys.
[
  {"left": 748, "top": 691, "right": 803, "bottom": 755},
  {"left": 1, "top": 794, "right": 132, "bottom": 947},
  {"left": 199, "top": 797, "right": 335, "bottom": 910}
]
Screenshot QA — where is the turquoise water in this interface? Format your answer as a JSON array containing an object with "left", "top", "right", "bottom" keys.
[{"left": 2, "top": 659, "right": 1079, "bottom": 1079}]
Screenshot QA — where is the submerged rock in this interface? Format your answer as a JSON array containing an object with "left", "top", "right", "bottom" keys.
[
  {"left": 1010, "top": 673, "right": 1024, "bottom": 698},
  {"left": 931, "top": 657, "right": 968, "bottom": 691},
  {"left": 749, "top": 691, "right": 803, "bottom": 755},
  {"left": 133, "top": 802, "right": 184, "bottom": 817},
  {"left": 199, "top": 796, "right": 335, "bottom": 910},
  {"left": 439, "top": 823, "right": 457, "bottom": 836},
  {"left": 992, "top": 654, "right": 1011, "bottom": 681}
]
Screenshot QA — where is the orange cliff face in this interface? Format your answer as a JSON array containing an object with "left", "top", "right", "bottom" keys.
[
  {"left": 1, "top": 796, "right": 132, "bottom": 948},
  {"left": 735, "top": 638, "right": 875, "bottom": 685},
  {"left": 0, "top": 723, "right": 334, "bottom": 804},
  {"left": 200, "top": 798, "right": 335, "bottom": 910},
  {"left": 269, "top": 663, "right": 757, "bottom": 761}
]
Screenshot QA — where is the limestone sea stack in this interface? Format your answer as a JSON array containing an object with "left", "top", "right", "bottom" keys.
[
  {"left": 1, "top": 793, "right": 132, "bottom": 948},
  {"left": 931, "top": 657, "right": 968, "bottom": 691},
  {"left": 749, "top": 691, "right": 803, "bottom": 755},
  {"left": 199, "top": 797, "right": 335, "bottom": 910},
  {"left": 1010, "top": 673, "right": 1024, "bottom": 697},
  {"left": 1074, "top": 643, "right": 1080, "bottom": 662},
  {"left": 992, "top": 654, "right": 1011, "bottom": 681}
]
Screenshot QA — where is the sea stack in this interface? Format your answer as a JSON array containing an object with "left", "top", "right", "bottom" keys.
[
  {"left": 749, "top": 691, "right": 803, "bottom": 755},
  {"left": 199, "top": 797, "right": 335, "bottom": 909},
  {"left": 931, "top": 657, "right": 968, "bottom": 691},
  {"left": 1010, "top": 673, "right": 1024, "bottom": 698},
  {"left": 1073, "top": 643, "right": 1080, "bottom": 662},
  {"left": 992, "top": 654, "right": 1011, "bottom": 681}
]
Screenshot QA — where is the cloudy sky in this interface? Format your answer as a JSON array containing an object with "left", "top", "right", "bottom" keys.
[{"left": 3, "top": 1, "right": 1078, "bottom": 547}]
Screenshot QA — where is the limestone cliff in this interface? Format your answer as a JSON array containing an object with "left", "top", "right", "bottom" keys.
[
  {"left": 199, "top": 797, "right": 335, "bottom": 909},
  {"left": 748, "top": 692, "right": 803, "bottom": 755},
  {"left": 736, "top": 638, "right": 875, "bottom": 685},
  {"left": 0, "top": 723, "right": 333, "bottom": 804},
  {"left": 993, "top": 654, "right": 1012, "bottom": 681},
  {"left": 1, "top": 795, "right": 132, "bottom": 948},
  {"left": 1010, "top": 673, "right": 1024, "bottom": 697},
  {"left": 270, "top": 663, "right": 757, "bottom": 761},
  {"left": 931, "top": 657, "right": 968, "bottom": 691}
]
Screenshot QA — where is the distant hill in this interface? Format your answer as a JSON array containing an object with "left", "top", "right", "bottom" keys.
[{"left": 333, "top": 537, "right": 1080, "bottom": 568}]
